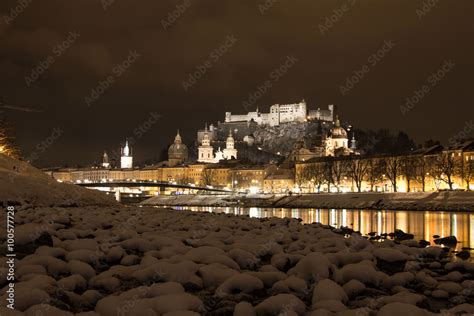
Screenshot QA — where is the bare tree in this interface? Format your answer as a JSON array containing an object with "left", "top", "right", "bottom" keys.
[
  {"left": 309, "top": 164, "right": 327, "bottom": 193},
  {"left": 400, "top": 155, "right": 418, "bottom": 192},
  {"left": 414, "top": 155, "right": 428, "bottom": 192},
  {"left": 367, "top": 158, "right": 385, "bottom": 192},
  {"left": 385, "top": 156, "right": 402, "bottom": 192},
  {"left": 431, "top": 151, "right": 459, "bottom": 190},
  {"left": 346, "top": 157, "right": 370, "bottom": 192},
  {"left": 201, "top": 169, "right": 214, "bottom": 186},
  {"left": 463, "top": 158, "right": 474, "bottom": 191},
  {"left": 323, "top": 161, "right": 335, "bottom": 192}
]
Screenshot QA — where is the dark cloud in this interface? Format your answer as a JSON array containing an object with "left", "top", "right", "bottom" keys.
[{"left": 0, "top": 0, "right": 473, "bottom": 167}]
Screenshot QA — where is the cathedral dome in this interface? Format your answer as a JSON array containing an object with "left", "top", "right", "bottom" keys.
[
  {"left": 330, "top": 117, "right": 348, "bottom": 139},
  {"left": 168, "top": 131, "right": 188, "bottom": 160}
]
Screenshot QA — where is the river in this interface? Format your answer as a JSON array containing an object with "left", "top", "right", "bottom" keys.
[{"left": 166, "top": 206, "right": 474, "bottom": 252}]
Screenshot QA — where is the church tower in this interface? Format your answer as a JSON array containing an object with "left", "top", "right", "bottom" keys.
[
  {"left": 223, "top": 129, "right": 237, "bottom": 160},
  {"left": 102, "top": 151, "right": 110, "bottom": 168},
  {"left": 120, "top": 140, "right": 133, "bottom": 169},
  {"left": 198, "top": 124, "right": 215, "bottom": 163}
]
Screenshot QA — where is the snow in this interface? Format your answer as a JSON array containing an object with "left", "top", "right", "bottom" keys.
[
  {"left": 378, "top": 302, "right": 432, "bottom": 316},
  {"left": 4, "top": 205, "right": 474, "bottom": 315},
  {"left": 312, "top": 279, "right": 348, "bottom": 305},
  {"left": 215, "top": 273, "right": 264, "bottom": 296},
  {"left": 142, "top": 191, "right": 474, "bottom": 211},
  {"left": 254, "top": 294, "right": 306, "bottom": 315},
  {"left": 0, "top": 153, "right": 116, "bottom": 207},
  {"left": 287, "top": 252, "right": 332, "bottom": 282},
  {"left": 373, "top": 248, "right": 409, "bottom": 262},
  {"left": 234, "top": 302, "right": 256, "bottom": 316}
]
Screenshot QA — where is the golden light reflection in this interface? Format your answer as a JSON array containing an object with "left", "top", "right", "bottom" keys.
[{"left": 184, "top": 206, "right": 474, "bottom": 251}]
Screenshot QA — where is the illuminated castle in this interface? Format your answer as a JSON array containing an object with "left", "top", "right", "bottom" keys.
[{"left": 224, "top": 100, "right": 335, "bottom": 127}]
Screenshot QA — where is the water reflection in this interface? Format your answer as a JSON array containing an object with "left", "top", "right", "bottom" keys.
[{"left": 172, "top": 206, "right": 474, "bottom": 251}]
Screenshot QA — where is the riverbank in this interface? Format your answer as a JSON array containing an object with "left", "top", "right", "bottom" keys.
[
  {"left": 2, "top": 206, "right": 473, "bottom": 315},
  {"left": 141, "top": 191, "right": 474, "bottom": 211}
]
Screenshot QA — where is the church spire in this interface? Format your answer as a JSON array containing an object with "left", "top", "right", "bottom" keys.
[{"left": 335, "top": 115, "right": 340, "bottom": 127}]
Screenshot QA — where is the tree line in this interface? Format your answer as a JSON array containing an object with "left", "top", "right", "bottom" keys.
[{"left": 297, "top": 151, "right": 474, "bottom": 193}]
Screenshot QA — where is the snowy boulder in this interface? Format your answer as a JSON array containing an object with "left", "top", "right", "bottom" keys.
[
  {"left": 151, "top": 293, "right": 204, "bottom": 314},
  {"left": 148, "top": 282, "right": 185, "bottom": 297},
  {"left": 437, "top": 281, "right": 463, "bottom": 294},
  {"left": 270, "top": 276, "right": 308, "bottom": 295},
  {"left": 198, "top": 264, "right": 239, "bottom": 289},
  {"left": 271, "top": 253, "right": 302, "bottom": 271},
  {"left": 373, "top": 248, "right": 408, "bottom": 274},
  {"left": 16, "top": 264, "right": 47, "bottom": 279},
  {"left": 234, "top": 301, "right": 256, "bottom": 316},
  {"left": 255, "top": 294, "right": 306, "bottom": 315},
  {"left": 105, "top": 246, "right": 126, "bottom": 263},
  {"left": 63, "top": 239, "right": 99, "bottom": 252},
  {"left": 326, "top": 251, "right": 373, "bottom": 268},
  {"left": 163, "top": 312, "right": 200, "bottom": 316},
  {"left": 335, "top": 261, "right": 383, "bottom": 286},
  {"left": 65, "top": 249, "right": 103, "bottom": 265},
  {"left": 5, "top": 288, "right": 50, "bottom": 311},
  {"left": 68, "top": 260, "right": 96, "bottom": 280},
  {"left": 246, "top": 271, "right": 287, "bottom": 287},
  {"left": 18, "top": 255, "right": 68, "bottom": 277},
  {"left": 35, "top": 246, "right": 66, "bottom": 258},
  {"left": 80, "top": 290, "right": 104, "bottom": 309},
  {"left": 25, "top": 304, "right": 73, "bottom": 316},
  {"left": 216, "top": 273, "right": 264, "bottom": 296},
  {"left": 228, "top": 248, "right": 259, "bottom": 269},
  {"left": 121, "top": 237, "right": 154, "bottom": 253},
  {"left": 288, "top": 252, "right": 332, "bottom": 282},
  {"left": 57, "top": 274, "right": 87, "bottom": 292},
  {"left": 121, "top": 254, "right": 141, "bottom": 266},
  {"left": 89, "top": 276, "right": 121, "bottom": 292},
  {"left": 434, "top": 236, "right": 457, "bottom": 248},
  {"left": 342, "top": 279, "right": 365, "bottom": 298},
  {"left": 378, "top": 292, "right": 425, "bottom": 306},
  {"left": 381, "top": 272, "right": 414, "bottom": 289},
  {"left": 132, "top": 260, "right": 201, "bottom": 287},
  {"left": 15, "top": 226, "right": 53, "bottom": 258},
  {"left": 0, "top": 307, "right": 24, "bottom": 315},
  {"left": 448, "top": 303, "right": 474, "bottom": 315},
  {"left": 312, "top": 300, "right": 347, "bottom": 313},
  {"left": 378, "top": 302, "right": 431, "bottom": 316},
  {"left": 312, "top": 279, "right": 348, "bottom": 305},
  {"left": 431, "top": 289, "right": 449, "bottom": 299},
  {"left": 185, "top": 246, "right": 240, "bottom": 270}
]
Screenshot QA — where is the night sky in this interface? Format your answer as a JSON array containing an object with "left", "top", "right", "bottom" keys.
[{"left": 0, "top": 0, "right": 473, "bottom": 167}]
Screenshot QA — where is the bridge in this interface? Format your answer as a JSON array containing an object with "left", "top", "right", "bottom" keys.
[{"left": 76, "top": 180, "right": 238, "bottom": 193}]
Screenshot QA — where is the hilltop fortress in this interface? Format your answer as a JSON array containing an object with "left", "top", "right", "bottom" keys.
[{"left": 225, "top": 100, "right": 334, "bottom": 127}]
